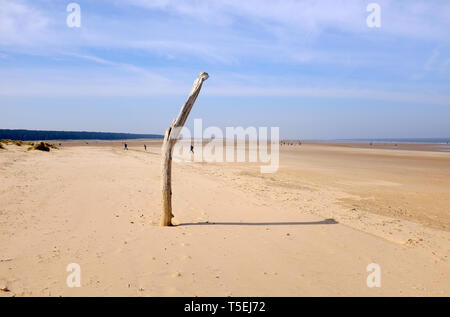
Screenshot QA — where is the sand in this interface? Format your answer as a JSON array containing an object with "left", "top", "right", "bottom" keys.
[{"left": 0, "top": 141, "right": 449, "bottom": 296}]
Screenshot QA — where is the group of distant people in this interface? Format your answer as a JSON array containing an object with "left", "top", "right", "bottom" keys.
[
  {"left": 123, "top": 143, "right": 146, "bottom": 151},
  {"left": 123, "top": 143, "right": 146, "bottom": 150},
  {"left": 123, "top": 142, "right": 194, "bottom": 153},
  {"left": 280, "top": 141, "right": 302, "bottom": 146}
]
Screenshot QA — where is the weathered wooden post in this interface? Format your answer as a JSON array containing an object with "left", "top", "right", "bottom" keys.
[{"left": 160, "top": 72, "right": 209, "bottom": 226}]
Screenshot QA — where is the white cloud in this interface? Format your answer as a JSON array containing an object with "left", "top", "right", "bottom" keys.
[{"left": 0, "top": 0, "right": 51, "bottom": 46}]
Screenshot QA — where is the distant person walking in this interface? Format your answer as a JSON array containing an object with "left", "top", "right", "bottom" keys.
[
  {"left": 124, "top": 143, "right": 128, "bottom": 150},
  {"left": 190, "top": 144, "right": 194, "bottom": 154},
  {"left": 144, "top": 144, "right": 147, "bottom": 151}
]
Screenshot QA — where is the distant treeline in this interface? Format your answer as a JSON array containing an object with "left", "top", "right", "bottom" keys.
[{"left": 0, "top": 129, "right": 163, "bottom": 141}]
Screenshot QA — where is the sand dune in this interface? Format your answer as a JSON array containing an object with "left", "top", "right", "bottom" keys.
[{"left": 0, "top": 141, "right": 449, "bottom": 296}]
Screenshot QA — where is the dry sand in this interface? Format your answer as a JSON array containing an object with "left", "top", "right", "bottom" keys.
[{"left": 0, "top": 140, "right": 449, "bottom": 296}]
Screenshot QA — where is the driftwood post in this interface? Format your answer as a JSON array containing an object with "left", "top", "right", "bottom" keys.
[{"left": 160, "top": 72, "right": 209, "bottom": 226}]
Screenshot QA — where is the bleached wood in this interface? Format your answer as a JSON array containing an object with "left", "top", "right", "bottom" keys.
[{"left": 160, "top": 72, "right": 209, "bottom": 226}]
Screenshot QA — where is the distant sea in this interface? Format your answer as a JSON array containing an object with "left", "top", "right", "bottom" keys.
[
  {"left": 299, "top": 138, "right": 450, "bottom": 152},
  {"left": 328, "top": 138, "right": 450, "bottom": 152},
  {"left": 330, "top": 138, "right": 450, "bottom": 144}
]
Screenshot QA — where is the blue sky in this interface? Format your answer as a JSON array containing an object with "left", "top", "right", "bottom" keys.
[{"left": 1, "top": 0, "right": 450, "bottom": 139}]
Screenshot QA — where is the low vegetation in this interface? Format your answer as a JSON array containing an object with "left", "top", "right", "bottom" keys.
[
  {"left": 0, "top": 139, "right": 9, "bottom": 149},
  {"left": 1, "top": 139, "right": 36, "bottom": 150},
  {"left": 28, "top": 142, "right": 58, "bottom": 152},
  {"left": 1, "top": 139, "right": 57, "bottom": 152},
  {"left": 13, "top": 140, "right": 27, "bottom": 146},
  {"left": 1, "top": 139, "right": 35, "bottom": 146}
]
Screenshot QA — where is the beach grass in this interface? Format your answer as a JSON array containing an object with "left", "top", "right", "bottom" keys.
[
  {"left": 28, "top": 142, "right": 58, "bottom": 152},
  {"left": 1, "top": 139, "right": 35, "bottom": 147}
]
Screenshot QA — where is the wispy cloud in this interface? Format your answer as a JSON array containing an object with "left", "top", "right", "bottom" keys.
[
  {"left": 207, "top": 85, "right": 450, "bottom": 106},
  {"left": 0, "top": 0, "right": 51, "bottom": 46},
  {"left": 125, "top": 0, "right": 450, "bottom": 40},
  {"left": 1, "top": 66, "right": 449, "bottom": 107},
  {"left": 61, "top": 52, "right": 172, "bottom": 81},
  {"left": 0, "top": 0, "right": 448, "bottom": 71}
]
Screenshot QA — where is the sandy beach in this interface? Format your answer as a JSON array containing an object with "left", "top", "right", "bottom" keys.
[{"left": 0, "top": 141, "right": 449, "bottom": 296}]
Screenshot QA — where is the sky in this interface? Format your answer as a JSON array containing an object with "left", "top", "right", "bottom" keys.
[{"left": 1, "top": 0, "right": 450, "bottom": 139}]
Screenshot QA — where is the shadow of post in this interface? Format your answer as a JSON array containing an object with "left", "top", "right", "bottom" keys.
[{"left": 179, "top": 218, "right": 338, "bottom": 226}]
